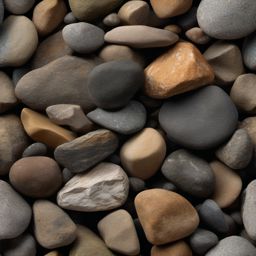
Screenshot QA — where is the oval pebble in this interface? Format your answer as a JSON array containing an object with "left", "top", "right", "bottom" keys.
[
  {"left": 243, "top": 34, "right": 256, "bottom": 71},
  {"left": 4, "top": 0, "right": 35, "bottom": 14},
  {"left": 22, "top": 142, "right": 47, "bottom": 157}
]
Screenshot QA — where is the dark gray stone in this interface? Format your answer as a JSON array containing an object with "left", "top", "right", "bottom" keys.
[
  {"left": 64, "top": 12, "right": 78, "bottom": 24},
  {"left": 62, "top": 168, "right": 74, "bottom": 183},
  {"left": 129, "top": 177, "right": 146, "bottom": 194},
  {"left": 0, "top": 0, "right": 3, "bottom": 23},
  {"left": 22, "top": 142, "right": 47, "bottom": 157},
  {"left": 177, "top": 6, "right": 198, "bottom": 30},
  {"left": 243, "top": 34, "right": 256, "bottom": 70}
]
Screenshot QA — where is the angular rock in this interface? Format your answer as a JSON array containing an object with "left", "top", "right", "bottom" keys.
[
  {"left": 22, "top": 143, "right": 47, "bottom": 157},
  {"left": 4, "top": 0, "right": 35, "bottom": 14},
  {"left": 243, "top": 34, "right": 256, "bottom": 71}
]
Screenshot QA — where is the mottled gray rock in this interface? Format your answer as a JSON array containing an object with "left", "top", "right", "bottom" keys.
[
  {"left": 22, "top": 142, "right": 47, "bottom": 157},
  {"left": 4, "top": 0, "right": 35, "bottom": 14},
  {"left": 243, "top": 34, "right": 256, "bottom": 71}
]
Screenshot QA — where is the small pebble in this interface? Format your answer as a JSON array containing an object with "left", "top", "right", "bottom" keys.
[
  {"left": 177, "top": 6, "right": 198, "bottom": 30},
  {"left": 22, "top": 142, "right": 47, "bottom": 157},
  {"left": 240, "top": 117, "right": 256, "bottom": 145},
  {"left": 186, "top": 27, "right": 211, "bottom": 44},
  {"left": 129, "top": 177, "right": 146, "bottom": 194},
  {"left": 243, "top": 33, "right": 256, "bottom": 70},
  {"left": 63, "top": 12, "right": 77, "bottom": 24},
  {"left": 62, "top": 168, "right": 74, "bottom": 183},
  {"left": 4, "top": 0, "right": 34, "bottom": 14},
  {"left": 164, "top": 24, "right": 182, "bottom": 34},
  {"left": 103, "top": 13, "right": 120, "bottom": 27}
]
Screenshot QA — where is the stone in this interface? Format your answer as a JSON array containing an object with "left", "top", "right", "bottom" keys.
[
  {"left": 64, "top": 12, "right": 77, "bottom": 24},
  {"left": 15, "top": 56, "right": 96, "bottom": 111},
  {"left": 21, "top": 108, "right": 76, "bottom": 148},
  {"left": 98, "top": 209, "right": 140, "bottom": 255},
  {"left": 205, "top": 236, "right": 256, "bottom": 256},
  {"left": 33, "top": 200, "right": 77, "bottom": 249},
  {"left": 4, "top": 0, "right": 35, "bottom": 14},
  {"left": 87, "top": 101, "right": 146, "bottom": 135},
  {"left": 177, "top": 6, "right": 197, "bottom": 30},
  {"left": 185, "top": 27, "right": 211, "bottom": 44},
  {"left": 150, "top": 0, "right": 192, "bottom": 18},
  {"left": 3, "top": 233, "right": 36, "bottom": 256},
  {"left": 129, "top": 177, "right": 146, "bottom": 194},
  {"left": 216, "top": 129, "right": 253, "bottom": 169},
  {"left": 164, "top": 24, "right": 182, "bottom": 34},
  {"left": 57, "top": 162, "right": 129, "bottom": 212},
  {"left": 189, "top": 229, "right": 218, "bottom": 255},
  {"left": 12, "top": 65, "right": 31, "bottom": 85},
  {"left": 69, "top": 225, "right": 114, "bottom": 256},
  {"left": 197, "top": 0, "right": 256, "bottom": 40},
  {"left": 135, "top": 189, "right": 199, "bottom": 245},
  {"left": 243, "top": 34, "right": 256, "bottom": 71},
  {"left": 32, "top": 0, "right": 67, "bottom": 36},
  {"left": 161, "top": 149, "right": 215, "bottom": 198},
  {"left": 46, "top": 104, "right": 94, "bottom": 133},
  {"left": 145, "top": 42, "right": 214, "bottom": 99},
  {"left": 105, "top": 25, "right": 179, "bottom": 48},
  {"left": 22, "top": 143, "right": 47, "bottom": 157},
  {"left": 159, "top": 85, "right": 238, "bottom": 150},
  {"left": 240, "top": 117, "right": 256, "bottom": 145},
  {"left": 0, "top": 115, "right": 29, "bottom": 175},
  {"left": 0, "top": 15, "right": 38, "bottom": 67},
  {"left": 44, "top": 252, "right": 61, "bottom": 256},
  {"left": 0, "top": 180, "right": 31, "bottom": 239},
  {"left": 204, "top": 41, "right": 244, "bottom": 85},
  {"left": 9, "top": 156, "right": 62, "bottom": 198},
  {"left": 149, "top": 178, "right": 177, "bottom": 192},
  {"left": 0, "top": 0, "right": 3, "bottom": 23},
  {"left": 87, "top": 60, "right": 144, "bottom": 110},
  {"left": 62, "top": 22, "right": 104, "bottom": 54},
  {"left": 54, "top": 130, "right": 118, "bottom": 173},
  {"left": 103, "top": 13, "right": 120, "bottom": 27},
  {"left": 120, "top": 128, "right": 166, "bottom": 180},
  {"left": 62, "top": 168, "right": 74, "bottom": 183}
]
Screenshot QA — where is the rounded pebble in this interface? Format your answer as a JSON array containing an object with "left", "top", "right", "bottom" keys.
[
  {"left": 4, "top": 0, "right": 35, "bottom": 14},
  {"left": 243, "top": 34, "right": 256, "bottom": 71},
  {"left": 103, "top": 13, "right": 120, "bottom": 27},
  {"left": 22, "top": 142, "right": 47, "bottom": 157}
]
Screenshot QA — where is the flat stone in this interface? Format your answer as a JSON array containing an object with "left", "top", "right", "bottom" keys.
[
  {"left": 120, "top": 128, "right": 166, "bottom": 180},
  {"left": 135, "top": 189, "right": 199, "bottom": 245},
  {"left": 33, "top": 200, "right": 77, "bottom": 249},
  {"left": 103, "top": 13, "right": 120, "bottom": 27},
  {"left": 104, "top": 25, "right": 179, "bottom": 48},
  {"left": 57, "top": 162, "right": 129, "bottom": 211},
  {"left": 4, "top": 0, "right": 34, "bottom": 14},
  {"left": 185, "top": 27, "right": 211, "bottom": 45},
  {"left": 54, "top": 129, "right": 118, "bottom": 173},
  {"left": 22, "top": 142, "right": 47, "bottom": 157},
  {"left": 243, "top": 34, "right": 256, "bottom": 71},
  {"left": 240, "top": 117, "right": 256, "bottom": 145},
  {"left": 159, "top": 86, "right": 238, "bottom": 150},
  {"left": 145, "top": 42, "right": 214, "bottom": 99},
  {"left": 0, "top": 180, "right": 32, "bottom": 239},
  {"left": 21, "top": 108, "right": 76, "bottom": 148}
]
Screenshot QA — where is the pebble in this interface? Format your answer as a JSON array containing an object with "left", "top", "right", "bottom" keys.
[
  {"left": 21, "top": 108, "right": 76, "bottom": 148},
  {"left": 144, "top": 42, "right": 214, "bottom": 99},
  {"left": 62, "top": 168, "right": 74, "bottom": 183},
  {"left": 46, "top": 104, "right": 94, "bottom": 133},
  {"left": 12, "top": 65, "right": 31, "bottom": 85},
  {"left": 87, "top": 101, "right": 146, "bottom": 135},
  {"left": 243, "top": 34, "right": 256, "bottom": 70},
  {"left": 62, "top": 22, "right": 104, "bottom": 54},
  {"left": 15, "top": 56, "right": 96, "bottom": 111},
  {"left": 161, "top": 149, "right": 215, "bottom": 198},
  {"left": 0, "top": 0, "right": 3, "bottom": 23},
  {"left": 98, "top": 209, "right": 140, "bottom": 255},
  {"left": 22, "top": 142, "right": 47, "bottom": 157},
  {"left": 185, "top": 27, "right": 211, "bottom": 44},
  {"left": 54, "top": 130, "right": 118, "bottom": 173},
  {"left": 103, "top": 13, "right": 120, "bottom": 27},
  {"left": 164, "top": 24, "right": 182, "bottom": 34},
  {"left": 0, "top": 15, "right": 38, "bottom": 67},
  {"left": 104, "top": 25, "right": 179, "bottom": 48},
  {"left": 44, "top": 252, "right": 61, "bottom": 256},
  {"left": 129, "top": 177, "right": 146, "bottom": 194},
  {"left": 32, "top": 0, "right": 67, "bottom": 36},
  {"left": 57, "top": 162, "right": 129, "bottom": 212},
  {"left": 64, "top": 12, "right": 77, "bottom": 24},
  {"left": 205, "top": 236, "right": 256, "bottom": 256},
  {"left": 4, "top": 0, "right": 34, "bottom": 14},
  {"left": 120, "top": 128, "right": 166, "bottom": 180},
  {"left": 135, "top": 189, "right": 199, "bottom": 245},
  {"left": 177, "top": 6, "right": 198, "bottom": 30},
  {"left": 240, "top": 117, "right": 256, "bottom": 145},
  {"left": 216, "top": 129, "right": 253, "bottom": 170},
  {"left": 159, "top": 86, "right": 238, "bottom": 150},
  {"left": 9, "top": 156, "right": 62, "bottom": 198},
  {"left": 0, "top": 180, "right": 31, "bottom": 240},
  {"left": 149, "top": 178, "right": 177, "bottom": 192},
  {"left": 33, "top": 200, "right": 77, "bottom": 249},
  {"left": 204, "top": 41, "right": 244, "bottom": 85},
  {"left": 87, "top": 60, "right": 144, "bottom": 110}
]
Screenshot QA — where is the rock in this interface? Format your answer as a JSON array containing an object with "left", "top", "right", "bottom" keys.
[
  {"left": 69, "top": 225, "right": 114, "bottom": 256},
  {"left": 32, "top": 0, "right": 67, "bottom": 36},
  {"left": 205, "top": 236, "right": 256, "bottom": 256},
  {"left": 197, "top": 0, "right": 256, "bottom": 40},
  {"left": 33, "top": 200, "right": 77, "bottom": 249},
  {"left": 3, "top": 233, "right": 36, "bottom": 256},
  {"left": 22, "top": 143, "right": 47, "bottom": 157},
  {"left": 243, "top": 34, "right": 256, "bottom": 71},
  {"left": 150, "top": 0, "right": 192, "bottom": 18},
  {"left": 54, "top": 130, "right": 118, "bottom": 173},
  {"left": 9, "top": 156, "right": 62, "bottom": 198},
  {"left": 21, "top": 108, "right": 76, "bottom": 148},
  {"left": 4, "top": 0, "right": 34, "bottom": 14},
  {"left": 44, "top": 252, "right": 61, "bottom": 256},
  {"left": 159, "top": 86, "right": 238, "bottom": 150},
  {"left": 62, "top": 168, "right": 74, "bottom": 183},
  {"left": 204, "top": 41, "right": 244, "bottom": 85},
  {"left": 0, "top": 115, "right": 29, "bottom": 175},
  {"left": 135, "top": 189, "right": 199, "bottom": 245},
  {"left": 149, "top": 178, "right": 177, "bottom": 192},
  {"left": 87, "top": 101, "right": 146, "bottom": 135},
  {"left": 144, "top": 42, "right": 214, "bottom": 99},
  {"left": 46, "top": 104, "right": 94, "bottom": 133},
  {"left": 185, "top": 27, "right": 211, "bottom": 44},
  {"left": 15, "top": 56, "right": 96, "bottom": 111},
  {"left": 87, "top": 60, "right": 144, "bottom": 110},
  {"left": 62, "top": 22, "right": 104, "bottom": 54},
  {"left": 120, "top": 128, "right": 166, "bottom": 180},
  {"left": 164, "top": 24, "right": 182, "bottom": 34},
  {"left": 105, "top": 25, "right": 179, "bottom": 48},
  {"left": 177, "top": 6, "right": 197, "bottom": 30},
  {"left": 0, "top": 15, "right": 38, "bottom": 67},
  {"left": 216, "top": 129, "right": 253, "bottom": 169},
  {"left": 0, "top": 0, "right": 3, "bottom": 23},
  {"left": 129, "top": 177, "right": 146, "bottom": 194},
  {"left": 98, "top": 209, "right": 140, "bottom": 255},
  {"left": 240, "top": 117, "right": 256, "bottom": 145},
  {"left": 64, "top": 12, "right": 77, "bottom": 24},
  {"left": 161, "top": 149, "right": 215, "bottom": 197},
  {"left": 189, "top": 229, "right": 218, "bottom": 255},
  {"left": 0, "top": 180, "right": 31, "bottom": 239},
  {"left": 12, "top": 65, "right": 31, "bottom": 85},
  {"left": 0, "top": 72, "right": 17, "bottom": 113},
  {"left": 57, "top": 162, "right": 129, "bottom": 212},
  {"left": 103, "top": 13, "right": 120, "bottom": 27}
]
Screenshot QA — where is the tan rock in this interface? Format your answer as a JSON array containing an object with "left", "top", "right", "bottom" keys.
[
  {"left": 164, "top": 24, "right": 182, "bottom": 34},
  {"left": 186, "top": 27, "right": 211, "bottom": 45},
  {"left": 44, "top": 251, "right": 62, "bottom": 256},
  {"left": 135, "top": 189, "right": 199, "bottom": 245},
  {"left": 120, "top": 128, "right": 166, "bottom": 180},
  {"left": 210, "top": 161, "right": 242, "bottom": 208},
  {"left": 145, "top": 41, "right": 214, "bottom": 99},
  {"left": 21, "top": 108, "right": 76, "bottom": 148},
  {"left": 240, "top": 117, "right": 256, "bottom": 145}
]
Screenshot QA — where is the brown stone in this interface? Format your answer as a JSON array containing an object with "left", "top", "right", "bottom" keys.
[
  {"left": 135, "top": 189, "right": 199, "bottom": 245},
  {"left": 240, "top": 117, "right": 256, "bottom": 145},
  {"left": 164, "top": 24, "right": 182, "bottom": 34},
  {"left": 185, "top": 27, "right": 211, "bottom": 45},
  {"left": 21, "top": 108, "right": 76, "bottom": 148},
  {"left": 44, "top": 252, "right": 62, "bottom": 256},
  {"left": 145, "top": 42, "right": 214, "bottom": 99}
]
